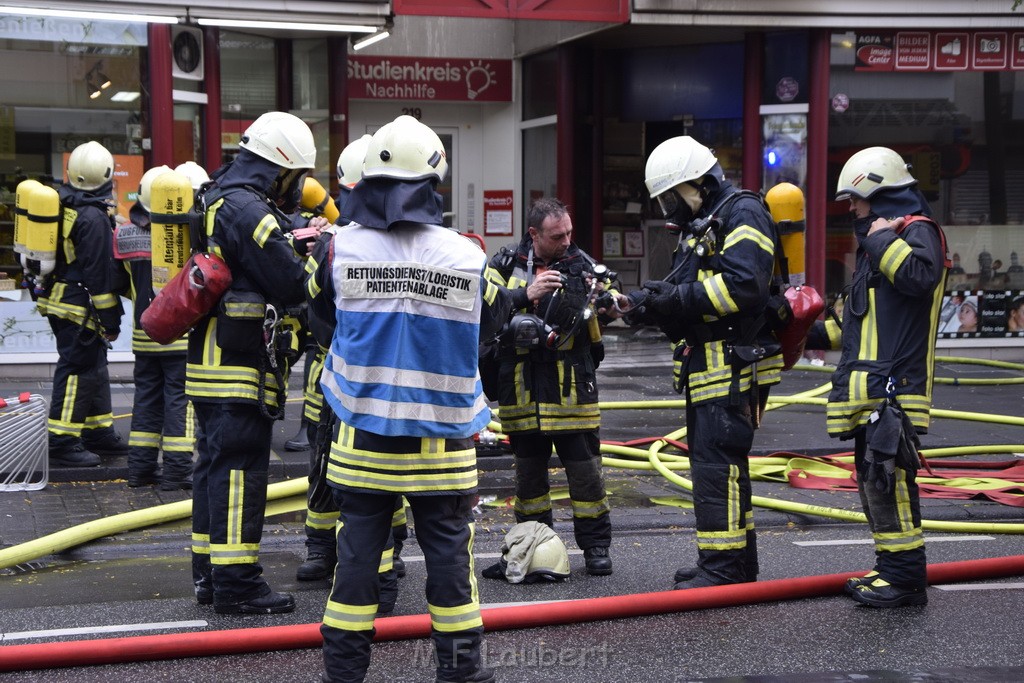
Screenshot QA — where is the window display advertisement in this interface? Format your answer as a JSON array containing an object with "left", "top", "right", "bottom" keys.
[
  {"left": 61, "top": 153, "right": 143, "bottom": 222},
  {"left": 938, "top": 291, "right": 1024, "bottom": 339}
]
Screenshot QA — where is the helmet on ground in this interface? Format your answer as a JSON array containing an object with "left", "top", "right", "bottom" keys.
[
  {"left": 363, "top": 115, "right": 447, "bottom": 182},
  {"left": 835, "top": 147, "right": 916, "bottom": 201},
  {"left": 336, "top": 134, "right": 373, "bottom": 188},
  {"left": 765, "top": 182, "right": 805, "bottom": 224},
  {"left": 644, "top": 136, "right": 718, "bottom": 199},
  {"left": 174, "top": 161, "right": 210, "bottom": 190},
  {"left": 67, "top": 141, "right": 114, "bottom": 191},
  {"left": 139, "top": 165, "right": 173, "bottom": 212},
  {"left": 523, "top": 534, "right": 571, "bottom": 583},
  {"left": 239, "top": 111, "right": 316, "bottom": 170}
]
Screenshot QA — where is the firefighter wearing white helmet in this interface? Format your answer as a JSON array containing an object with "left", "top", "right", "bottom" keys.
[
  {"left": 112, "top": 165, "right": 194, "bottom": 490},
  {"left": 37, "top": 140, "right": 128, "bottom": 468},
  {"left": 336, "top": 134, "right": 372, "bottom": 192},
  {"left": 187, "top": 111, "right": 315, "bottom": 616},
  {"left": 609, "top": 135, "right": 783, "bottom": 591},
  {"left": 67, "top": 140, "right": 115, "bottom": 191},
  {"left": 138, "top": 165, "right": 172, "bottom": 212},
  {"left": 293, "top": 129, "right": 412, "bottom": 589},
  {"left": 309, "top": 115, "right": 511, "bottom": 682},
  {"left": 805, "top": 146, "right": 949, "bottom": 608},
  {"left": 835, "top": 146, "right": 916, "bottom": 201},
  {"left": 174, "top": 161, "right": 210, "bottom": 192}
]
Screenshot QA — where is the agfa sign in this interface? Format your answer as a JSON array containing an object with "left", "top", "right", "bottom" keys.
[{"left": 348, "top": 56, "right": 512, "bottom": 102}]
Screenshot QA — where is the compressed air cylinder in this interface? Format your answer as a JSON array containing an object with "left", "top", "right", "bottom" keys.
[
  {"left": 300, "top": 177, "right": 340, "bottom": 224},
  {"left": 765, "top": 182, "right": 806, "bottom": 287},
  {"left": 150, "top": 170, "right": 193, "bottom": 291},
  {"left": 14, "top": 179, "right": 60, "bottom": 276}
]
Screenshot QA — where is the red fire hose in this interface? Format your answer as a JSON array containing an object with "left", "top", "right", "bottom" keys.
[{"left": 3, "top": 554, "right": 1023, "bottom": 672}]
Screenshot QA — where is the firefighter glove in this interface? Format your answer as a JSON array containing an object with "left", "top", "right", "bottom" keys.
[{"left": 642, "top": 280, "right": 684, "bottom": 321}]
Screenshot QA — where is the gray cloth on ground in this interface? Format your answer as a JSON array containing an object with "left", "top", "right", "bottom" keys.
[{"left": 501, "top": 521, "right": 559, "bottom": 584}]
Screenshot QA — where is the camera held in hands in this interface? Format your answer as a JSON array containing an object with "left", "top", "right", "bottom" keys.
[{"left": 506, "top": 260, "right": 618, "bottom": 350}]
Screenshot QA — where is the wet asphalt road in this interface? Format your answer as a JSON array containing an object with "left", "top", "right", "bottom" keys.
[{"left": 2, "top": 335, "right": 1024, "bottom": 682}]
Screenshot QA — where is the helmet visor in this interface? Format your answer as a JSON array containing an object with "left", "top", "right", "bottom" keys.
[{"left": 656, "top": 190, "right": 680, "bottom": 221}]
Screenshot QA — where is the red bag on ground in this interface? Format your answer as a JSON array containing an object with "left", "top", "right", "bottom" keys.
[
  {"left": 141, "top": 252, "right": 232, "bottom": 345},
  {"left": 778, "top": 284, "right": 825, "bottom": 370}
]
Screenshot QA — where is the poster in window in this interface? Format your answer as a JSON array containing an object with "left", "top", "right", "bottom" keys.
[
  {"left": 938, "top": 291, "right": 982, "bottom": 337},
  {"left": 483, "top": 190, "right": 513, "bottom": 236},
  {"left": 624, "top": 231, "right": 644, "bottom": 257},
  {"left": 603, "top": 231, "right": 622, "bottom": 258}
]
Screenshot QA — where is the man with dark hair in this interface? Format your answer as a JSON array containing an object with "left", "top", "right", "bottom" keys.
[{"left": 482, "top": 197, "right": 614, "bottom": 578}]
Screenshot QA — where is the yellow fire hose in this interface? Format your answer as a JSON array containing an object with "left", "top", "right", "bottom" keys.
[{"left": 2, "top": 356, "right": 1023, "bottom": 572}]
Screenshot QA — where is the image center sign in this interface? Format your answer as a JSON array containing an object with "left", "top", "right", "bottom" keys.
[{"left": 348, "top": 56, "right": 512, "bottom": 102}]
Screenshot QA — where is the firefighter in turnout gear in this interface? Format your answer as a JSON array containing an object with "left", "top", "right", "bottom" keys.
[
  {"left": 806, "top": 146, "right": 949, "bottom": 608},
  {"left": 295, "top": 133, "right": 411, "bottom": 586},
  {"left": 308, "top": 115, "right": 511, "bottom": 683},
  {"left": 188, "top": 111, "right": 314, "bottom": 615},
  {"left": 609, "top": 136, "right": 783, "bottom": 589},
  {"left": 482, "top": 197, "right": 614, "bottom": 578},
  {"left": 113, "top": 165, "right": 196, "bottom": 489},
  {"left": 40, "top": 140, "right": 129, "bottom": 467}
]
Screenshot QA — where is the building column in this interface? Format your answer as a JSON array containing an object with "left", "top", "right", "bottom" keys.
[
  {"left": 327, "top": 36, "right": 350, "bottom": 194},
  {"left": 203, "top": 27, "right": 222, "bottom": 173},
  {"left": 742, "top": 32, "right": 764, "bottom": 192},
  {"left": 806, "top": 28, "right": 830, "bottom": 293},
  {"left": 147, "top": 23, "right": 174, "bottom": 167}
]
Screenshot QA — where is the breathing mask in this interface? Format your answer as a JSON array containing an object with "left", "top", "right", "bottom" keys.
[
  {"left": 271, "top": 168, "right": 308, "bottom": 213},
  {"left": 657, "top": 182, "right": 704, "bottom": 234}
]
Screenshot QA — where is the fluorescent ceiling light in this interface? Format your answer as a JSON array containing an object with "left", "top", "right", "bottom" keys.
[
  {"left": 196, "top": 18, "right": 376, "bottom": 33},
  {"left": 0, "top": 5, "right": 178, "bottom": 24},
  {"left": 352, "top": 30, "right": 390, "bottom": 51},
  {"left": 110, "top": 91, "right": 140, "bottom": 102}
]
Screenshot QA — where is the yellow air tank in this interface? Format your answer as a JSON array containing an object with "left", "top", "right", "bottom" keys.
[
  {"left": 765, "top": 182, "right": 806, "bottom": 287},
  {"left": 150, "top": 170, "right": 193, "bottom": 291},
  {"left": 14, "top": 179, "right": 61, "bottom": 276},
  {"left": 300, "top": 177, "right": 340, "bottom": 224}
]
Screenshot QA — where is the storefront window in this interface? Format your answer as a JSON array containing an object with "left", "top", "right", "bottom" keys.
[
  {"left": 522, "top": 50, "right": 557, "bottom": 121},
  {"left": 828, "top": 30, "right": 1024, "bottom": 339},
  {"left": 219, "top": 31, "right": 276, "bottom": 164},
  {"left": 0, "top": 17, "right": 144, "bottom": 280},
  {"left": 521, "top": 123, "right": 557, "bottom": 228}
]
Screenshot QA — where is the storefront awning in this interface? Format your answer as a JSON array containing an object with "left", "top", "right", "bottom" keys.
[{"left": 0, "top": 0, "right": 392, "bottom": 32}]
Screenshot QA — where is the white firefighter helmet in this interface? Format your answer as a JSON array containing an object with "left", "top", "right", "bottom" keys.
[
  {"left": 67, "top": 141, "right": 114, "bottom": 191},
  {"left": 138, "top": 165, "right": 173, "bottom": 212},
  {"left": 363, "top": 115, "right": 447, "bottom": 182},
  {"left": 835, "top": 146, "right": 916, "bottom": 201},
  {"left": 239, "top": 111, "right": 316, "bottom": 170},
  {"left": 524, "top": 534, "right": 571, "bottom": 583},
  {"left": 336, "top": 134, "right": 373, "bottom": 188},
  {"left": 644, "top": 136, "right": 718, "bottom": 199},
  {"left": 173, "top": 161, "right": 210, "bottom": 190}
]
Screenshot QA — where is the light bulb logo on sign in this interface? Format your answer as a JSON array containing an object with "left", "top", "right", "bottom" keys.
[{"left": 465, "top": 60, "right": 497, "bottom": 100}]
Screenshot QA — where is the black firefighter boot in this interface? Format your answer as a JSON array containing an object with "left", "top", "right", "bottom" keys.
[
  {"left": 285, "top": 419, "right": 311, "bottom": 451},
  {"left": 676, "top": 529, "right": 759, "bottom": 583},
  {"left": 296, "top": 551, "right": 336, "bottom": 581},
  {"left": 673, "top": 549, "right": 748, "bottom": 589}
]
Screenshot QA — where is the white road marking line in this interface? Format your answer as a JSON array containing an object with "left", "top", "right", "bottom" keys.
[
  {"left": 1, "top": 620, "right": 208, "bottom": 642},
  {"left": 793, "top": 535, "right": 994, "bottom": 547},
  {"left": 400, "top": 549, "right": 585, "bottom": 563},
  {"left": 481, "top": 599, "right": 579, "bottom": 609},
  {"left": 933, "top": 583, "right": 1024, "bottom": 591}
]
